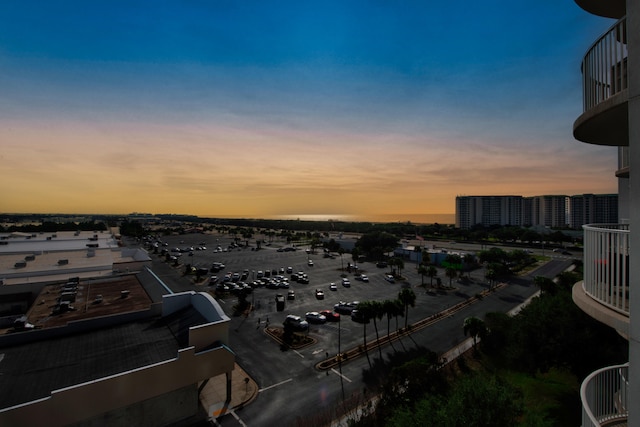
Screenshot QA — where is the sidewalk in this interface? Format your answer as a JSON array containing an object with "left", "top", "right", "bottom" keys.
[{"left": 199, "top": 362, "right": 259, "bottom": 419}]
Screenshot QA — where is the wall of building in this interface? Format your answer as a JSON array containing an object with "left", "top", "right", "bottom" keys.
[
  {"left": 0, "top": 346, "right": 235, "bottom": 427},
  {"left": 72, "top": 385, "right": 199, "bottom": 427}
]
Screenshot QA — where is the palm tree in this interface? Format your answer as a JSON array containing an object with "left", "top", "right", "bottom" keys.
[
  {"left": 463, "top": 316, "right": 487, "bottom": 352},
  {"left": 382, "top": 299, "right": 398, "bottom": 352},
  {"left": 426, "top": 265, "right": 438, "bottom": 288},
  {"left": 395, "top": 257, "right": 405, "bottom": 277},
  {"left": 370, "top": 301, "right": 385, "bottom": 361},
  {"left": 398, "top": 288, "right": 416, "bottom": 329},
  {"left": 356, "top": 301, "right": 374, "bottom": 368},
  {"left": 445, "top": 266, "right": 458, "bottom": 287},
  {"left": 338, "top": 247, "right": 345, "bottom": 271},
  {"left": 485, "top": 266, "right": 498, "bottom": 289},
  {"left": 418, "top": 264, "right": 428, "bottom": 288},
  {"left": 351, "top": 248, "right": 360, "bottom": 272}
]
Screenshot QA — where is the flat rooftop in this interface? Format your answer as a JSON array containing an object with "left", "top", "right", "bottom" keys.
[
  {"left": 26, "top": 275, "right": 155, "bottom": 329},
  {"left": 0, "top": 275, "right": 208, "bottom": 410}
]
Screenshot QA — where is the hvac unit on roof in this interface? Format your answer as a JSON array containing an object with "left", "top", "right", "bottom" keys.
[{"left": 58, "top": 259, "right": 69, "bottom": 265}]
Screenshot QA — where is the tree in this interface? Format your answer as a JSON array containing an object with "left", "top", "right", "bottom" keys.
[
  {"left": 445, "top": 267, "right": 458, "bottom": 287},
  {"left": 426, "top": 266, "right": 438, "bottom": 288},
  {"left": 356, "top": 301, "right": 374, "bottom": 368},
  {"left": 398, "top": 288, "right": 416, "bottom": 329},
  {"left": 393, "top": 257, "right": 405, "bottom": 277},
  {"left": 417, "top": 265, "right": 428, "bottom": 287},
  {"left": 463, "top": 316, "right": 487, "bottom": 352},
  {"left": 370, "top": 301, "right": 385, "bottom": 361},
  {"left": 338, "top": 247, "right": 345, "bottom": 271},
  {"left": 351, "top": 248, "right": 360, "bottom": 271},
  {"left": 534, "top": 275, "right": 556, "bottom": 294},
  {"left": 355, "top": 231, "right": 399, "bottom": 260},
  {"left": 383, "top": 299, "right": 400, "bottom": 352}
]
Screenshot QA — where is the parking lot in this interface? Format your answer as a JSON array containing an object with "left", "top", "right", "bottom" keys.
[
  {"left": 145, "top": 231, "right": 495, "bottom": 354},
  {"left": 140, "top": 230, "right": 561, "bottom": 426}
]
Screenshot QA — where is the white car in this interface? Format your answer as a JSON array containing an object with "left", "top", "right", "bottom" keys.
[
  {"left": 342, "top": 278, "right": 351, "bottom": 287},
  {"left": 308, "top": 259, "right": 314, "bottom": 266},
  {"left": 329, "top": 283, "right": 337, "bottom": 291}
]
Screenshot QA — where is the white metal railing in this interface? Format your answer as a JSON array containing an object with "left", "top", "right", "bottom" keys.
[
  {"left": 582, "top": 224, "right": 630, "bottom": 316},
  {"left": 582, "top": 17, "right": 628, "bottom": 112},
  {"left": 581, "top": 363, "right": 629, "bottom": 427}
]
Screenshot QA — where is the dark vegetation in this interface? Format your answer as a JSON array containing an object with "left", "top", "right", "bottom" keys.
[{"left": 347, "top": 265, "right": 628, "bottom": 427}]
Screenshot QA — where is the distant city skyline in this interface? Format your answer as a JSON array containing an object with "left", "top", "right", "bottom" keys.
[{"left": 0, "top": 2, "right": 618, "bottom": 219}]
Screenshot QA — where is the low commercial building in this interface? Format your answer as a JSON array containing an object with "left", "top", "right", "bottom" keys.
[{"left": 0, "top": 273, "right": 235, "bottom": 427}]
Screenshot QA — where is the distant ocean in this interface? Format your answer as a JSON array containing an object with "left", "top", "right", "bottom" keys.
[{"left": 271, "top": 213, "right": 455, "bottom": 225}]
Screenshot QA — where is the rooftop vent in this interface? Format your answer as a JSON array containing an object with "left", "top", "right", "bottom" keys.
[
  {"left": 120, "top": 290, "right": 130, "bottom": 299},
  {"left": 58, "top": 259, "right": 69, "bottom": 265}
]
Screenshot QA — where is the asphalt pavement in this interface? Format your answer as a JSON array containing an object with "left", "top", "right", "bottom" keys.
[{"left": 138, "top": 232, "right": 574, "bottom": 426}]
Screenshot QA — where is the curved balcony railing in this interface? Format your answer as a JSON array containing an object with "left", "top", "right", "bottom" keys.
[
  {"left": 582, "top": 224, "right": 630, "bottom": 316},
  {"left": 581, "top": 363, "right": 629, "bottom": 427},
  {"left": 581, "top": 17, "right": 627, "bottom": 112}
]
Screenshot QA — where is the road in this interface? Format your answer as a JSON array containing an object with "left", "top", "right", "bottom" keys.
[{"left": 138, "top": 233, "right": 574, "bottom": 426}]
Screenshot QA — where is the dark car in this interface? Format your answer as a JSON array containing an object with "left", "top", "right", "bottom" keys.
[
  {"left": 350, "top": 309, "right": 370, "bottom": 323},
  {"left": 334, "top": 301, "right": 359, "bottom": 314},
  {"left": 275, "top": 294, "right": 286, "bottom": 311},
  {"left": 283, "top": 314, "right": 308, "bottom": 331}
]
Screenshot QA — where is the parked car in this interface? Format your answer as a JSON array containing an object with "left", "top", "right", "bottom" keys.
[
  {"left": 275, "top": 294, "right": 285, "bottom": 311},
  {"left": 342, "top": 278, "right": 351, "bottom": 287},
  {"left": 360, "top": 274, "right": 369, "bottom": 282},
  {"left": 315, "top": 289, "right": 324, "bottom": 299},
  {"left": 350, "top": 309, "right": 370, "bottom": 323},
  {"left": 305, "top": 311, "right": 327, "bottom": 324},
  {"left": 308, "top": 259, "right": 314, "bottom": 266},
  {"left": 334, "top": 301, "right": 359, "bottom": 314},
  {"left": 287, "top": 290, "right": 295, "bottom": 300},
  {"left": 329, "top": 282, "right": 337, "bottom": 291},
  {"left": 385, "top": 275, "right": 395, "bottom": 283},
  {"left": 283, "top": 314, "right": 308, "bottom": 331},
  {"left": 319, "top": 310, "right": 340, "bottom": 322}
]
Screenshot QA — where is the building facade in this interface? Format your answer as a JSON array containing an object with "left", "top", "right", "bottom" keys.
[
  {"left": 455, "top": 194, "right": 615, "bottom": 230},
  {"left": 569, "top": 193, "right": 619, "bottom": 228},
  {"left": 569, "top": 1, "right": 639, "bottom": 426}
]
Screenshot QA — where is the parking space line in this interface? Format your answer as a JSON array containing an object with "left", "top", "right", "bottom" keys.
[
  {"left": 259, "top": 378, "right": 293, "bottom": 392},
  {"left": 331, "top": 368, "right": 352, "bottom": 382},
  {"left": 230, "top": 410, "right": 248, "bottom": 427}
]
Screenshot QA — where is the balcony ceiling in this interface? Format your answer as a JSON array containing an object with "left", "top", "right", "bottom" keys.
[
  {"left": 574, "top": 0, "right": 625, "bottom": 19},
  {"left": 573, "top": 91, "right": 628, "bottom": 146}
]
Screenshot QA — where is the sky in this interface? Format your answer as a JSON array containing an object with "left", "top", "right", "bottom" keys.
[{"left": 0, "top": 1, "right": 618, "bottom": 223}]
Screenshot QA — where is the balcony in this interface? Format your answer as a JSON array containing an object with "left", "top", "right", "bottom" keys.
[
  {"left": 581, "top": 363, "right": 629, "bottom": 427},
  {"left": 573, "top": 17, "right": 628, "bottom": 146},
  {"left": 574, "top": 0, "right": 625, "bottom": 19},
  {"left": 573, "top": 224, "right": 629, "bottom": 336}
]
